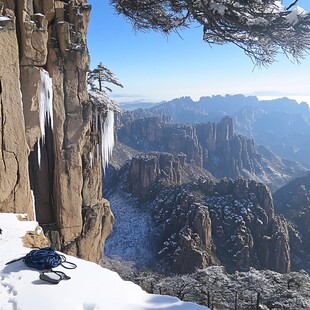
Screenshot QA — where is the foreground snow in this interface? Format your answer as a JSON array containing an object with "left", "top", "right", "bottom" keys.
[{"left": 0, "top": 213, "right": 208, "bottom": 310}]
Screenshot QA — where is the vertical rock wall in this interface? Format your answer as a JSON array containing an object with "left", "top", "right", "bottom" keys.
[
  {"left": 0, "top": 0, "right": 114, "bottom": 263},
  {"left": 0, "top": 5, "right": 33, "bottom": 217}
]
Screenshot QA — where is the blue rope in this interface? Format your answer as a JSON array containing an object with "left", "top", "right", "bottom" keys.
[
  {"left": 6, "top": 247, "right": 77, "bottom": 270},
  {"left": 23, "top": 247, "right": 63, "bottom": 270}
]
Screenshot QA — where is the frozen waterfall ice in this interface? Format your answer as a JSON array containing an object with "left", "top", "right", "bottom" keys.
[
  {"left": 101, "top": 110, "right": 115, "bottom": 173},
  {"left": 37, "top": 69, "right": 53, "bottom": 168}
]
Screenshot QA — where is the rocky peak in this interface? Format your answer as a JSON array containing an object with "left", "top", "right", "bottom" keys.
[
  {"left": 274, "top": 174, "right": 310, "bottom": 272},
  {"left": 118, "top": 113, "right": 306, "bottom": 190},
  {"left": 151, "top": 177, "right": 290, "bottom": 274},
  {"left": 292, "top": 185, "right": 310, "bottom": 207},
  {"left": 127, "top": 152, "right": 183, "bottom": 200}
]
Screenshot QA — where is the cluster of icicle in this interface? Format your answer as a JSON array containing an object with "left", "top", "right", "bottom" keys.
[
  {"left": 101, "top": 110, "right": 115, "bottom": 172},
  {"left": 90, "top": 104, "right": 115, "bottom": 173},
  {"left": 37, "top": 69, "right": 53, "bottom": 168},
  {"left": 36, "top": 71, "right": 115, "bottom": 173}
]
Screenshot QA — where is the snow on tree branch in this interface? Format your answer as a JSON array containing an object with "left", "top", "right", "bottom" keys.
[
  {"left": 110, "top": 0, "right": 310, "bottom": 66},
  {"left": 88, "top": 62, "right": 123, "bottom": 92}
]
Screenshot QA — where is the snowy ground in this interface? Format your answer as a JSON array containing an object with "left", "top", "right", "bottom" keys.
[
  {"left": 104, "top": 191, "right": 160, "bottom": 269},
  {"left": 0, "top": 213, "right": 208, "bottom": 310}
]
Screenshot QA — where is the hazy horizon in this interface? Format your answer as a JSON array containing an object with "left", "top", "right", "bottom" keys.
[
  {"left": 113, "top": 93, "right": 310, "bottom": 107},
  {"left": 88, "top": 0, "right": 310, "bottom": 106}
]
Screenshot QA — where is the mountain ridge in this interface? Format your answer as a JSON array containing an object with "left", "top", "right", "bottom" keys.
[{"left": 119, "top": 95, "right": 310, "bottom": 168}]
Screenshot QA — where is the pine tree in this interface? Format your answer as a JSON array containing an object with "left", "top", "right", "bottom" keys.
[{"left": 88, "top": 62, "right": 123, "bottom": 92}]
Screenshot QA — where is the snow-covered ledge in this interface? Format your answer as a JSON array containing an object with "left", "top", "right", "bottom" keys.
[{"left": 0, "top": 213, "right": 208, "bottom": 309}]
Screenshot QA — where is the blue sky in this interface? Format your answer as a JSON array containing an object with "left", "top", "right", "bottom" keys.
[{"left": 87, "top": 1, "right": 310, "bottom": 104}]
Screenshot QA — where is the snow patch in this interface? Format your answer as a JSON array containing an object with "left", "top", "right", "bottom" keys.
[
  {"left": 286, "top": 6, "right": 306, "bottom": 25},
  {"left": 105, "top": 191, "right": 159, "bottom": 269},
  {"left": 30, "top": 190, "right": 36, "bottom": 221},
  {"left": 0, "top": 16, "right": 11, "bottom": 21},
  {"left": 209, "top": 2, "right": 227, "bottom": 16}
]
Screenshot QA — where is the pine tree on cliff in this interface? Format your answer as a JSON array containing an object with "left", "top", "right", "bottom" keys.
[
  {"left": 110, "top": 0, "right": 310, "bottom": 66},
  {"left": 88, "top": 62, "right": 123, "bottom": 93}
]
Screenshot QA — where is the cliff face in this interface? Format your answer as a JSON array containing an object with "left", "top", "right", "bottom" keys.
[
  {"left": 0, "top": 3, "right": 32, "bottom": 217},
  {"left": 274, "top": 173, "right": 310, "bottom": 272},
  {"left": 118, "top": 114, "right": 306, "bottom": 190},
  {"left": 0, "top": 0, "right": 113, "bottom": 263},
  {"left": 128, "top": 153, "right": 182, "bottom": 200},
  {"left": 126, "top": 151, "right": 215, "bottom": 201},
  {"left": 153, "top": 177, "right": 291, "bottom": 274},
  {"left": 119, "top": 148, "right": 291, "bottom": 274},
  {"left": 129, "top": 95, "right": 310, "bottom": 169}
]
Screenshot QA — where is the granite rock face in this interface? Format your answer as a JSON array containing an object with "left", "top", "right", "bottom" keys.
[
  {"left": 127, "top": 152, "right": 183, "bottom": 200},
  {"left": 0, "top": 0, "right": 113, "bottom": 263},
  {"left": 0, "top": 5, "right": 33, "bottom": 217},
  {"left": 274, "top": 173, "right": 310, "bottom": 272},
  {"left": 123, "top": 149, "right": 292, "bottom": 274},
  {"left": 153, "top": 177, "right": 291, "bottom": 274},
  {"left": 118, "top": 114, "right": 306, "bottom": 191}
]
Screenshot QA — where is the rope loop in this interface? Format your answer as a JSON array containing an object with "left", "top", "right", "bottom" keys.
[{"left": 22, "top": 247, "right": 76, "bottom": 270}]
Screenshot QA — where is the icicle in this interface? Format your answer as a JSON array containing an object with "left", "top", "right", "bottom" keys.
[
  {"left": 37, "top": 69, "right": 53, "bottom": 169},
  {"left": 96, "top": 143, "right": 99, "bottom": 160},
  {"left": 39, "top": 69, "right": 53, "bottom": 143},
  {"left": 37, "top": 139, "right": 41, "bottom": 169},
  {"left": 31, "top": 190, "right": 36, "bottom": 221},
  {"left": 100, "top": 110, "right": 114, "bottom": 173},
  {"left": 19, "top": 88, "right": 23, "bottom": 110},
  {"left": 89, "top": 150, "right": 94, "bottom": 169}
]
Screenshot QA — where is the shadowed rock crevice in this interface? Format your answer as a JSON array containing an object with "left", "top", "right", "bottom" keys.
[{"left": 28, "top": 125, "right": 55, "bottom": 224}]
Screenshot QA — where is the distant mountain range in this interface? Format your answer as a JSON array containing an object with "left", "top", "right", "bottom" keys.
[
  {"left": 103, "top": 100, "right": 310, "bottom": 276},
  {"left": 119, "top": 95, "right": 310, "bottom": 168}
]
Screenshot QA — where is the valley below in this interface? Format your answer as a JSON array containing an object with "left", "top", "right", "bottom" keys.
[{"left": 103, "top": 96, "right": 310, "bottom": 308}]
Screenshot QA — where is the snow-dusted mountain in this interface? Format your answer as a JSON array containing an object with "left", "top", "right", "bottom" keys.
[
  {"left": 116, "top": 113, "right": 307, "bottom": 191},
  {"left": 103, "top": 175, "right": 310, "bottom": 309},
  {"left": 119, "top": 95, "right": 310, "bottom": 168}
]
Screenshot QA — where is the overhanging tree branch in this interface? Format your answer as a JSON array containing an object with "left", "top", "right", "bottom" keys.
[{"left": 110, "top": 0, "right": 310, "bottom": 66}]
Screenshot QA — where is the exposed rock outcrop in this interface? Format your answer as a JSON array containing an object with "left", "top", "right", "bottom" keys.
[
  {"left": 274, "top": 173, "right": 310, "bottom": 272},
  {"left": 0, "top": 8, "right": 33, "bottom": 217},
  {"left": 118, "top": 114, "right": 306, "bottom": 191},
  {"left": 149, "top": 177, "right": 291, "bottom": 274},
  {"left": 128, "top": 153, "right": 183, "bottom": 200},
  {"left": 0, "top": 1, "right": 113, "bottom": 263},
  {"left": 155, "top": 189, "right": 219, "bottom": 274},
  {"left": 128, "top": 94, "right": 310, "bottom": 169}
]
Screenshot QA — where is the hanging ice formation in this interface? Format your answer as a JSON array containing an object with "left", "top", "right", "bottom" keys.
[
  {"left": 37, "top": 69, "right": 53, "bottom": 168},
  {"left": 100, "top": 110, "right": 115, "bottom": 173},
  {"left": 31, "top": 190, "right": 36, "bottom": 221},
  {"left": 89, "top": 91, "right": 117, "bottom": 173}
]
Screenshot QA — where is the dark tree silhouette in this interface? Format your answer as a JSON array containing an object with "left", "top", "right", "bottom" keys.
[{"left": 110, "top": 0, "right": 310, "bottom": 66}]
